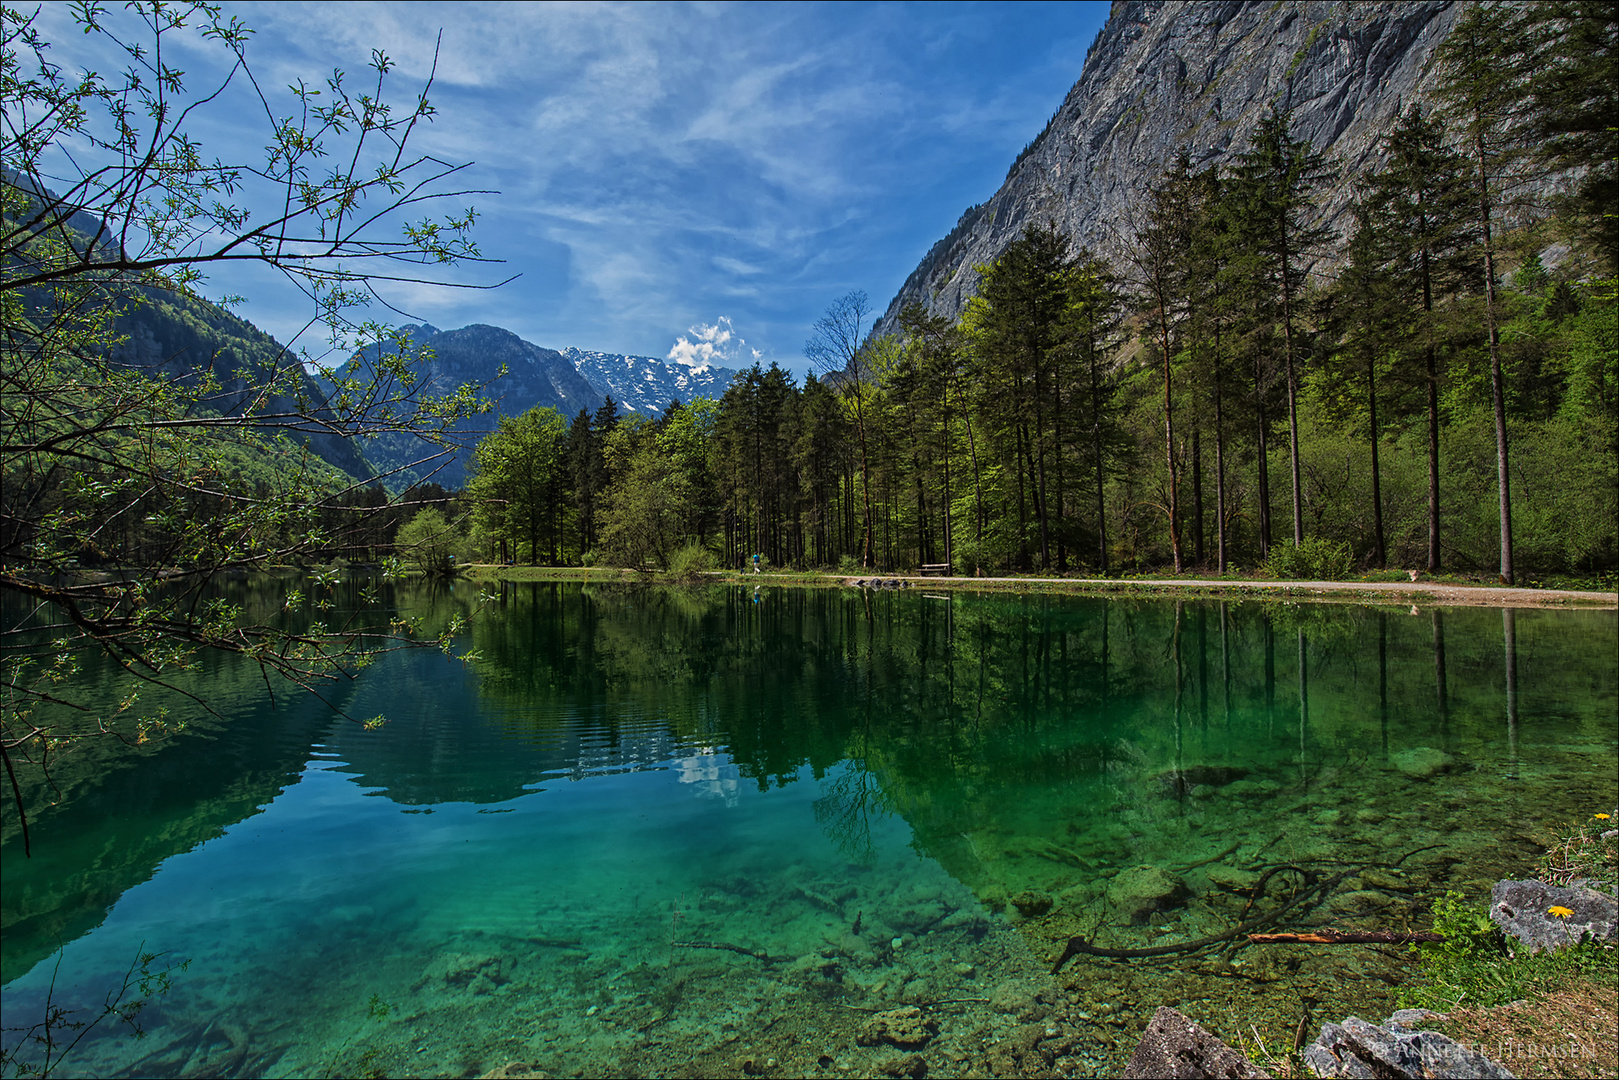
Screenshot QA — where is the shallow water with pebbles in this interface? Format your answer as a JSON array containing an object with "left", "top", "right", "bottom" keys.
[{"left": 2, "top": 583, "right": 1613, "bottom": 1077}]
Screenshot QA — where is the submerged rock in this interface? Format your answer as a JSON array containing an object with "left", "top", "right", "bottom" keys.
[
  {"left": 1121, "top": 1005, "right": 1271, "bottom": 1079},
  {"left": 1303, "top": 1015, "right": 1512, "bottom": 1078},
  {"left": 1390, "top": 747, "right": 1456, "bottom": 778},
  {"left": 1206, "top": 865, "right": 1263, "bottom": 896},
  {"left": 479, "top": 1065, "right": 551, "bottom": 1080},
  {"left": 1157, "top": 764, "right": 1248, "bottom": 797},
  {"left": 1010, "top": 889, "right": 1053, "bottom": 917},
  {"left": 1489, "top": 878, "right": 1618, "bottom": 954},
  {"left": 1108, "top": 864, "right": 1189, "bottom": 924},
  {"left": 856, "top": 1006, "right": 938, "bottom": 1050},
  {"left": 1222, "top": 779, "right": 1283, "bottom": 799}
]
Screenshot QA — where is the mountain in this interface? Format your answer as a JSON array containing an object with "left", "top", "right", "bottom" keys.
[
  {"left": 328, "top": 323, "right": 607, "bottom": 490},
  {"left": 561, "top": 346, "right": 739, "bottom": 416},
  {"left": 874, "top": 0, "right": 1473, "bottom": 336},
  {"left": 5, "top": 168, "right": 373, "bottom": 483},
  {"left": 109, "top": 292, "right": 374, "bottom": 481}
]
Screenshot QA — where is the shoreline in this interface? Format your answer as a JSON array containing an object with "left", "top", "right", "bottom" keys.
[{"left": 465, "top": 565, "right": 1617, "bottom": 609}]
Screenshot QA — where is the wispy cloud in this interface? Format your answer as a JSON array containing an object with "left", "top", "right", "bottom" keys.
[{"left": 45, "top": 1, "right": 1111, "bottom": 370}]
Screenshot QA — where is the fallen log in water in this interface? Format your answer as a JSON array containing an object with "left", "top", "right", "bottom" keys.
[
  {"left": 1050, "top": 845, "right": 1447, "bottom": 973},
  {"left": 1247, "top": 930, "right": 1444, "bottom": 945}
]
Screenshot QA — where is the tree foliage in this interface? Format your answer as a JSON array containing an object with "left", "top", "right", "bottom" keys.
[{"left": 2, "top": 2, "right": 496, "bottom": 851}]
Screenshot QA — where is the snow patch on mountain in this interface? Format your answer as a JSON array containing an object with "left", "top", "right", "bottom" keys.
[{"left": 563, "top": 346, "right": 739, "bottom": 415}]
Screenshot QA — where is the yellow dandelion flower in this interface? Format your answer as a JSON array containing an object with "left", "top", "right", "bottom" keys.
[
  {"left": 1595, "top": 813, "right": 1611, "bottom": 820},
  {"left": 1548, "top": 905, "right": 1575, "bottom": 919}
]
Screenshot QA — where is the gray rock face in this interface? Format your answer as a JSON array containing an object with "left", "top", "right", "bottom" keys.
[
  {"left": 875, "top": 0, "right": 1514, "bottom": 338},
  {"left": 1122, "top": 1005, "right": 1272, "bottom": 1079},
  {"left": 1489, "top": 879, "right": 1619, "bottom": 954},
  {"left": 1303, "top": 1015, "right": 1513, "bottom": 1079}
]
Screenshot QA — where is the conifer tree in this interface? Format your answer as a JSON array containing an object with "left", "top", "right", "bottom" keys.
[
  {"left": 1436, "top": 5, "right": 1533, "bottom": 582},
  {"left": 1363, "top": 105, "right": 1478, "bottom": 572},
  {"left": 1128, "top": 154, "right": 1198, "bottom": 572},
  {"left": 966, "top": 223, "right": 1076, "bottom": 571},
  {"left": 1229, "top": 112, "right": 1337, "bottom": 551}
]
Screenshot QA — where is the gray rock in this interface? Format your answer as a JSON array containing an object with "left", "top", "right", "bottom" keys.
[
  {"left": 1122, "top": 1005, "right": 1271, "bottom": 1079},
  {"left": 1489, "top": 879, "right": 1618, "bottom": 954},
  {"left": 874, "top": 3, "right": 1569, "bottom": 342},
  {"left": 1390, "top": 747, "right": 1456, "bottom": 778},
  {"left": 1303, "top": 1015, "right": 1513, "bottom": 1078},
  {"left": 1108, "top": 864, "right": 1189, "bottom": 924}
]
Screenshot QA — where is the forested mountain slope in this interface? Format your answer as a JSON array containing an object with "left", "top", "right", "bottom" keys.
[{"left": 324, "top": 323, "right": 607, "bottom": 491}]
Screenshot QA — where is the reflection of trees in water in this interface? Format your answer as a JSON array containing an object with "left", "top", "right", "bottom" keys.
[
  {"left": 813, "top": 753, "right": 892, "bottom": 864},
  {"left": 465, "top": 585, "right": 1608, "bottom": 855}
]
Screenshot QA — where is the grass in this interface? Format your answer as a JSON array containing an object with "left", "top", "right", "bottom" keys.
[
  {"left": 1226, "top": 810, "right": 1619, "bottom": 1078},
  {"left": 1396, "top": 811, "right": 1619, "bottom": 1073}
]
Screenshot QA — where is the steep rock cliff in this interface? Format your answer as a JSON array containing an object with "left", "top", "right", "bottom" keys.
[{"left": 875, "top": 0, "right": 1464, "bottom": 336}]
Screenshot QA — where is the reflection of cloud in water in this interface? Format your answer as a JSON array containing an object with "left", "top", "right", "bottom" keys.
[{"left": 674, "top": 748, "right": 740, "bottom": 806}]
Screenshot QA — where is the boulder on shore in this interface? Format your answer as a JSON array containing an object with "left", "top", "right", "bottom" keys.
[
  {"left": 1303, "top": 1015, "right": 1513, "bottom": 1078},
  {"left": 1490, "top": 878, "right": 1618, "bottom": 954}
]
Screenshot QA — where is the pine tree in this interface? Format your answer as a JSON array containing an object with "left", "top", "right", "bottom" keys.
[
  {"left": 1362, "top": 105, "right": 1479, "bottom": 572},
  {"left": 1229, "top": 111, "right": 1337, "bottom": 549},
  {"left": 1128, "top": 154, "right": 1199, "bottom": 572},
  {"left": 967, "top": 223, "right": 1076, "bottom": 571},
  {"left": 1436, "top": 5, "right": 1536, "bottom": 582}
]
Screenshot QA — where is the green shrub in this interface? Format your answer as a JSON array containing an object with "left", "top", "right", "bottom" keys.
[
  {"left": 1262, "top": 537, "right": 1354, "bottom": 580},
  {"left": 1400, "top": 890, "right": 1618, "bottom": 1010},
  {"left": 667, "top": 542, "right": 715, "bottom": 579}
]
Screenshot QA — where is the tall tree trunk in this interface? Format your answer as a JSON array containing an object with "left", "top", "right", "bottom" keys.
[
  {"left": 1254, "top": 343, "right": 1272, "bottom": 560},
  {"left": 1159, "top": 307, "right": 1183, "bottom": 572},
  {"left": 1192, "top": 424, "right": 1204, "bottom": 567},
  {"left": 1425, "top": 337, "right": 1441, "bottom": 572},
  {"left": 1015, "top": 422, "right": 1032, "bottom": 571},
  {"left": 1092, "top": 363, "right": 1108, "bottom": 575},
  {"left": 1368, "top": 348, "right": 1387, "bottom": 568},
  {"left": 1033, "top": 366, "right": 1052, "bottom": 570},
  {"left": 1474, "top": 126, "right": 1514, "bottom": 583},
  {"left": 1214, "top": 352, "right": 1228, "bottom": 574},
  {"left": 1280, "top": 257, "right": 1305, "bottom": 546}
]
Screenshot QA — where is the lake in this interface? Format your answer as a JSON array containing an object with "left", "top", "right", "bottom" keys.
[{"left": 2, "top": 581, "right": 1615, "bottom": 1078}]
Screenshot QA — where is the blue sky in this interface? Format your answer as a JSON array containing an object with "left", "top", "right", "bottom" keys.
[{"left": 35, "top": 1, "right": 1109, "bottom": 374}]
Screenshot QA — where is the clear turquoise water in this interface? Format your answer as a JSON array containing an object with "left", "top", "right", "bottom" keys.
[{"left": 2, "top": 583, "right": 1615, "bottom": 1078}]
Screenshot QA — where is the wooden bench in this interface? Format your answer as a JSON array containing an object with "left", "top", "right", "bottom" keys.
[{"left": 919, "top": 563, "right": 952, "bottom": 576}]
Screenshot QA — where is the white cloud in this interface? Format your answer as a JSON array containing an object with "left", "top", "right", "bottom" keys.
[{"left": 666, "top": 316, "right": 759, "bottom": 372}]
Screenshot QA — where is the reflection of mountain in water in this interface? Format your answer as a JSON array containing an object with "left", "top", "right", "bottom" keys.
[{"left": 0, "top": 577, "right": 458, "bottom": 981}]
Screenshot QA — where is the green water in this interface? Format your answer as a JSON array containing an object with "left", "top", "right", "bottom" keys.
[{"left": 2, "top": 583, "right": 1615, "bottom": 1078}]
